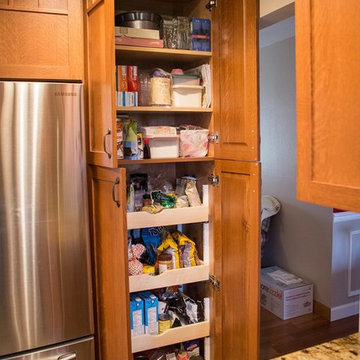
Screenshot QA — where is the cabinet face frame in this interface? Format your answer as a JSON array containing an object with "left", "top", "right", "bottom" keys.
[{"left": 296, "top": 0, "right": 360, "bottom": 212}]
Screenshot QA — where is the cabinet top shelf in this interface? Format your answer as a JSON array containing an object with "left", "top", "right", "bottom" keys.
[
  {"left": 118, "top": 157, "right": 214, "bottom": 165},
  {"left": 115, "top": 45, "right": 212, "bottom": 64}
]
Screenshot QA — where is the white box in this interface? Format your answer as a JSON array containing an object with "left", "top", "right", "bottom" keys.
[
  {"left": 144, "top": 134, "right": 179, "bottom": 159},
  {"left": 260, "top": 266, "right": 313, "bottom": 320},
  {"left": 171, "top": 85, "right": 203, "bottom": 108}
]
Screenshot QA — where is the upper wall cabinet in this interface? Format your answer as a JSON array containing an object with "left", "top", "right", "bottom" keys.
[
  {"left": 0, "top": 1, "right": 83, "bottom": 80},
  {"left": 296, "top": 0, "right": 360, "bottom": 212}
]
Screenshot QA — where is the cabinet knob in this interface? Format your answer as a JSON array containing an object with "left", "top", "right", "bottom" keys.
[{"left": 206, "top": 0, "right": 217, "bottom": 11}]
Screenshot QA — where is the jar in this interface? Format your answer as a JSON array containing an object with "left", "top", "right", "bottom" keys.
[
  {"left": 158, "top": 313, "right": 171, "bottom": 334},
  {"left": 158, "top": 253, "right": 173, "bottom": 274},
  {"left": 150, "top": 68, "right": 171, "bottom": 106}
]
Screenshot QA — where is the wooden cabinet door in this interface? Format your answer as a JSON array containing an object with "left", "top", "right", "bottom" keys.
[
  {"left": 0, "top": 1, "right": 83, "bottom": 80},
  {"left": 212, "top": 160, "right": 260, "bottom": 360},
  {"left": 296, "top": 0, "right": 360, "bottom": 212},
  {"left": 88, "top": 166, "right": 131, "bottom": 360},
  {"left": 212, "top": 0, "right": 259, "bottom": 162},
  {"left": 85, "top": 0, "right": 117, "bottom": 168}
]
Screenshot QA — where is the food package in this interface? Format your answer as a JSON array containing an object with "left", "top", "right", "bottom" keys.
[
  {"left": 123, "top": 119, "right": 138, "bottom": 159},
  {"left": 157, "top": 231, "right": 180, "bottom": 269},
  {"left": 128, "top": 243, "right": 146, "bottom": 275},
  {"left": 185, "top": 179, "right": 202, "bottom": 207},
  {"left": 172, "top": 231, "right": 199, "bottom": 267},
  {"left": 179, "top": 125, "right": 209, "bottom": 157}
]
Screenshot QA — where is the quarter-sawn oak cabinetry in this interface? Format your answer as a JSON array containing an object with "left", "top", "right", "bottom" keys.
[
  {"left": 296, "top": 0, "right": 360, "bottom": 212},
  {"left": 85, "top": 0, "right": 260, "bottom": 359},
  {"left": 0, "top": 1, "right": 83, "bottom": 80}
]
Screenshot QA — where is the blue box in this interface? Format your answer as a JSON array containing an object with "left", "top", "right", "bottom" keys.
[
  {"left": 139, "top": 291, "right": 159, "bottom": 335},
  {"left": 130, "top": 294, "right": 144, "bottom": 336},
  {"left": 191, "top": 18, "right": 211, "bottom": 52}
]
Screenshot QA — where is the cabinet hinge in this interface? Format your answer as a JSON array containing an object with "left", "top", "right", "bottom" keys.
[
  {"left": 208, "top": 174, "right": 220, "bottom": 186},
  {"left": 206, "top": 0, "right": 217, "bottom": 11},
  {"left": 208, "top": 132, "right": 219, "bottom": 143},
  {"left": 209, "top": 275, "right": 220, "bottom": 290}
]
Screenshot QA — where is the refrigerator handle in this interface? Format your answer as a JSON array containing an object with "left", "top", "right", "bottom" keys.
[
  {"left": 103, "top": 128, "right": 112, "bottom": 159},
  {"left": 57, "top": 353, "right": 77, "bottom": 360},
  {"left": 112, "top": 177, "right": 121, "bottom": 207}
]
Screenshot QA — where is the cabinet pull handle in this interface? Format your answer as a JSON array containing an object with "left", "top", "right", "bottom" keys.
[
  {"left": 58, "top": 353, "right": 77, "bottom": 360},
  {"left": 103, "top": 128, "right": 112, "bottom": 159},
  {"left": 112, "top": 177, "right": 120, "bottom": 207}
]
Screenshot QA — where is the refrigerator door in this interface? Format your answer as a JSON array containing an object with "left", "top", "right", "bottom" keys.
[
  {"left": 0, "top": 82, "right": 93, "bottom": 356},
  {"left": 4, "top": 336, "right": 95, "bottom": 360}
]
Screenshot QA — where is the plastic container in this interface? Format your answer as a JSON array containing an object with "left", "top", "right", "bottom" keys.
[
  {"left": 171, "top": 85, "right": 203, "bottom": 108},
  {"left": 142, "top": 126, "right": 177, "bottom": 136},
  {"left": 172, "top": 74, "right": 200, "bottom": 86},
  {"left": 144, "top": 134, "right": 179, "bottom": 159}
]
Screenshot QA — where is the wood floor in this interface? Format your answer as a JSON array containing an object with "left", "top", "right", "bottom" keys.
[{"left": 260, "top": 307, "right": 359, "bottom": 360}]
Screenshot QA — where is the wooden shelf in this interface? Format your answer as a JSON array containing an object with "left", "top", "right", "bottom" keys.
[
  {"left": 131, "top": 321, "right": 210, "bottom": 353},
  {"left": 129, "top": 262, "right": 209, "bottom": 293},
  {"left": 116, "top": 45, "right": 211, "bottom": 64},
  {"left": 118, "top": 157, "right": 213, "bottom": 165},
  {"left": 116, "top": 106, "right": 213, "bottom": 113},
  {"left": 127, "top": 205, "right": 209, "bottom": 229}
]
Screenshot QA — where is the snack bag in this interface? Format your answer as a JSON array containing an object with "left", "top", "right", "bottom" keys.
[
  {"left": 158, "top": 231, "right": 180, "bottom": 269},
  {"left": 172, "top": 231, "right": 199, "bottom": 267}
]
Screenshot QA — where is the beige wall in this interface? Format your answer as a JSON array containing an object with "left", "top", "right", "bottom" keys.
[{"left": 260, "top": 0, "right": 294, "bottom": 17}]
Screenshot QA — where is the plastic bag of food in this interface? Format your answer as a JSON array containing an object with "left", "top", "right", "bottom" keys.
[
  {"left": 157, "top": 231, "right": 180, "bottom": 269},
  {"left": 172, "top": 231, "right": 199, "bottom": 267},
  {"left": 185, "top": 179, "right": 201, "bottom": 207}
]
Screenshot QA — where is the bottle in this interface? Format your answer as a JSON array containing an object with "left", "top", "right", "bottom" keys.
[{"left": 143, "top": 138, "right": 151, "bottom": 159}]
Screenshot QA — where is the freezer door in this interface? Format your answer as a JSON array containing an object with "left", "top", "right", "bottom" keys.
[
  {"left": 4, "top": 337, "right": 95, "bottom": 360},
  {"left": 0, "top": 82, "right": 93, "bottom": 356}
]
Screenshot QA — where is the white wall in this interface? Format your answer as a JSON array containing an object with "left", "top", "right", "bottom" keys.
[
  {"left": 260, "top": 0, "right": 294, "bottom": 17},
  {"left": 259, "top": 18, "right": 334, "bottom": 307}
]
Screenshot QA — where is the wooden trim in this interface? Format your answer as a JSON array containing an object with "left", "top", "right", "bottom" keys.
[
  {"left": 87, "top": 0, "right": 103, "bottom": 14},
  {"left": 116, "top": 106, "right": 213, "bottom": 113},
  {"left": 313, "top": 300, "right": 331, "bottom": 321},
  {"left": 0, "top": 4, "right": 68, "bottom": 15}
]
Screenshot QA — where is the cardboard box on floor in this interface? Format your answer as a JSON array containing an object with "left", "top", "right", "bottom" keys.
[{"left": 260, "top": 266, "right": 313, "bottom": 320}]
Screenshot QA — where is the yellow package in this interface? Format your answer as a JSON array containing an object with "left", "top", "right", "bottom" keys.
[
  {"left": 157, "top": 231, "right": 180, "bottom": 269},
  {"left": 172, "top": 231, "right": 200, "bottom": 267}
]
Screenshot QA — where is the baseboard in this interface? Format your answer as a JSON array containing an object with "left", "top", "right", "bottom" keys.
[
  {"left": 330, "top": 300, "right": 359, "bottom": 321},
  {"left": 313, "top": 300, "right": 331, "bottom": 320}
]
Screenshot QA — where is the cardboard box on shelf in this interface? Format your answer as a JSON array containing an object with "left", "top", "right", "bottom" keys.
[{"left": 260, "top": 266, "right": 313, "bottom": 320}]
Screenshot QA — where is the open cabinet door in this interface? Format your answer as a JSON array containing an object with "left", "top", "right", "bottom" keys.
[
  {"left": 212, "top": 160, "right": 260, "bottom": 360},
  {"left": 296, "top": 0, "right": 360, "bottom": 211},
  {"left": 88, "top": 166, "right": 131, "bottom": 360},
  {"left": 212, "top": 0, "right": 259, "bottom": 162},
  {"left": 85, "top": 0, "right": 117, "bottom": 167}
]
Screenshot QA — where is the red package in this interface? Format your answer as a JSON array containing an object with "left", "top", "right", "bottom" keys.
[{"left": 127, "top": 65, "right": 139, "bottom": 91}]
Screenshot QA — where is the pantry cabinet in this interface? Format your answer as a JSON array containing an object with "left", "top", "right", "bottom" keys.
[
  {"left": 296, "top": 0, "right": 360, "bottom": 212},
  {"left": 0, "top": 1, "right": 83, "bottom": 80},
  {"left": 85, "top": 0, "right": 260, "bottom": 359}
]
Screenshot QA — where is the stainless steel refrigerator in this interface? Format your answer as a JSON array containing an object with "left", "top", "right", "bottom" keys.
[{"left": 0, "top": 82, "right": 94, "bottom": 359}]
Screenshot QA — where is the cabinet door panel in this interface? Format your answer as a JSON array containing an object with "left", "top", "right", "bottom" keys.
[
  {"left": 0, "top": 1, "right": 83, "bottom": 80},
  {"left": 85, "top": 0, "right": 117, "bottom": 167},
  {"left": 88, "top": 166, "right": 131, "bottom": 360},
  {"left": 213, "top": 160, "right": 260, "bottom": 360},
  {"left": 296, "top": 0, "right": 360, "bottom": 211},
  {"left": 213, "top": 0, "right": 258, "bottom": 161}
]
